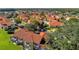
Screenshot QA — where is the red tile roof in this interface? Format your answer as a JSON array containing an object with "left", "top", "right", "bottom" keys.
[
  {"left": 49, "top": 20, "right": 64, "bottom": 27},
  {"left": 48, "top": 15, "right": 60, "bottom": 21},
  {"left": 40, "top": 32, "right": 46, "bottom": 37},
  {"left": 14, "top": 29, "right": 46, "bottom": 44},
  {"left": 0, "top": 16, "right": 11, "bottom": 26},
  {"left": 14, "top": 29, "right": 33, "bottom": 43},
  {"left": 32, "top": 34, "right": 42, "bottom": 44},
  {"left": 32, "top": 32, "right": 46, "bottom": 44}
]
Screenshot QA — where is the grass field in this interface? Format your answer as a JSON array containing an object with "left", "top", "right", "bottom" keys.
[{"left": 0, "top": 29, "right": 22, "bottom": 50}]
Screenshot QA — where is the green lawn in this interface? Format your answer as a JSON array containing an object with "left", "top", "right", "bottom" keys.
[{"left": 0, "top": 29, "right": 22, "bottom": 50}]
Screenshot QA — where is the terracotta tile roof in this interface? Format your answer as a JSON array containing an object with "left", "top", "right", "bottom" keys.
[
  {"left": 32, "top": 32, "right": 46, "bottom": 44},
  {"left": 49, "top": 20, "right": 64, "bottom": 27},
  {"left": 47, "top": 15, "right": 60, "bottom": 21},
  {"left": 14, "top": 29, "right": 33, "bottom": 43},
  {"left": 0, "top": 16, "right": 11, "bottom": 26},
  {"left": 23, "top": 31, "right": 34, "bottom": 42},
  {"left": 14, "top": 29, "right": 47, "bottom": 44},
  {"left": 32, "top": 33, "right": 42, "bottom": 44},
  {"left": 40, "top": 32, "right": 46, "bottom": 37}
]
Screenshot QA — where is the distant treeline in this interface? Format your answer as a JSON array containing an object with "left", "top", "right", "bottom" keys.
[{"left": 0, "top": 8, "right": 79, "bottom": 13}]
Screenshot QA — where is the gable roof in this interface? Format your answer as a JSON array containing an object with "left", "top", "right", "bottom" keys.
[
  {"left": 32, "top": 33, "right": 42, "bottom": 44},
  {"left": 14, "top": 28, "right": 33, "bottom": 43},
  {"left": 14, "top": 29, "right": 47, "bottom": 44},
  {"left": 0, "top": 16, "right": 11, "bottom": 26},
  {"left": 49, "top": 20, "right": 64, "bottom": 27}
]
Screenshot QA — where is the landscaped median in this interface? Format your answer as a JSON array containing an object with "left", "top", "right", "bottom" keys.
[{"left": 0, "top": 29, "right": 22, "bottom": 50}]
